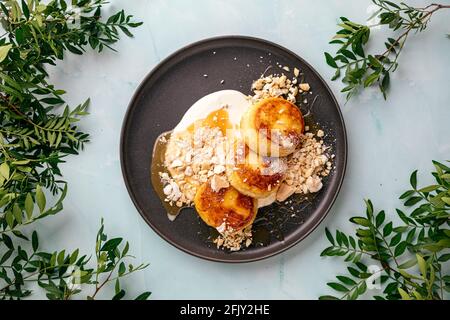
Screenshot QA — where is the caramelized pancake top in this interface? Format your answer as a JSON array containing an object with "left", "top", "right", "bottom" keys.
[
  {"left": 194, "top": 182, "right": 257, "bottom": 230},
  {"left": 234, "top": 143, "right": 284, "bottom": 190},
  {"left": 226, "top": 141, "right": 286, "bottom": 198},
  {"left": 254, "top": 97, "right": 304, "bottom": 139}
]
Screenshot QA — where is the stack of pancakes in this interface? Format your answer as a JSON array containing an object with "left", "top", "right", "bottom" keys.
[{"left": 194, "top": 97, "right": 305, "bottom": 232}]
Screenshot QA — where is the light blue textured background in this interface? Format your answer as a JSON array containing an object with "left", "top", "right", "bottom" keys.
[{"left": 36, "top": 0, "right": 450, "bottom": 299}]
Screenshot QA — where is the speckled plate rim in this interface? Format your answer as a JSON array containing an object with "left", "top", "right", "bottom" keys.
[{"left": 120, "top": 35, "right": 347, "bottom": 263}]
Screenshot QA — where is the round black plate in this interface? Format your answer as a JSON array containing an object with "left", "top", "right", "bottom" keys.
[{"left": 120, "top": 36, "right": 347, "bottom": 263}]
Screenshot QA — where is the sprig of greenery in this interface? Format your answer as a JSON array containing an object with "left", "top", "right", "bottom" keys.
[
  {"left": 320, "top": 160, "right": 450, "bottom": 300},
  {"left": 325, "top": 0, "right": 450, "bottom": 100},
  {"left": 0, "top": 218, "right": 150, "bottom": 300},
  {"left": 0, "top": 0, "right": 147, "bottom": 299}
]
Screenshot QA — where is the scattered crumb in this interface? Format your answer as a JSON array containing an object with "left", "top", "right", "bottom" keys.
[
  {"left": 283, "top": 133, "right": 331, "bottom": 194},
  {"left": 251, "top": 74, "right": 299, "bottom": 104},
  {"left": 299, "top": 83, "right": 310, "bottom": 92},
  {"left": 214, "top": 225, "right": 252, "bottom": 251}
]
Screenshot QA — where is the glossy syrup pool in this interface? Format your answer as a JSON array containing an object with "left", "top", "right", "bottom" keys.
[{"left": 150, "top": 131, "right": 188, "bottom": 219}]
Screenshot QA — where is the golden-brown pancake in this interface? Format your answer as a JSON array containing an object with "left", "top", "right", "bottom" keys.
[
  {"left": 194, "top": 181, "right": 257, "bottom": 231},
  {"left": 194, "top": 182, "right": 258, "bottom": 230},
  {"left": 240, "top": 97, "right": 304, "bottom": 157},
  {"left": 226, "top": 141, "right": 286, "bottom": 199}
]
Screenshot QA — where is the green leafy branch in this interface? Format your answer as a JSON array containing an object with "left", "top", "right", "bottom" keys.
[
  {"left": 320, "top": 160, "right": 450, "bottom": 300},
  {"left": 0, "top": 219, "right": 149, "bottom": 300},
  {"left": 325, "top": 0, "right": 450, "bottom": 100},
  {"left": 0, "top": 0, "right": 147, "bottom": 300}
]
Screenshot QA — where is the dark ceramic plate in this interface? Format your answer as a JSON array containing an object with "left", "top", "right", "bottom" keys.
[{"left": 120, "top": 36, "right": 347, "bottom": 263}]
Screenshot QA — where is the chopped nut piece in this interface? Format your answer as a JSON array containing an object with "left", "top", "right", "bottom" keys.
[
  {"left": 294, "top": 67, "right": 300, "bottom": 77},
  {"left": 216, "top": 222, "right": 226, "bottom": 233},
  {"left": 251, "top": 74, "right": 300, "bottom": 103},
  {"left": 276, "top": 183, "right": 296, "bottom": 202},
  {"left": 210, "top": 175, "right": 229, "bottom": 192},
  {"left": 299, "top": 83, "right": 310, "bottom": 91},
  {"left": 317, "top": 129, "right": 324, "bottom": 137},
  {"left": 214, "top": 225, "right": 253, "bottom": 251},
  {"left": 213, "top": 165, "right": 225, "bottom": 174},
  {"left": 306, "top": 176, "right": 323, "bottom": 193},
  {"left": 170, "top": 159, "right": 183, "bottom": 168},
  {"left": 163, "top": 184, "right": 172, "bottom": 195}
]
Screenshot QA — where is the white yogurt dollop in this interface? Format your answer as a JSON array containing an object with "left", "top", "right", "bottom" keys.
[{"left": 173, "top": 90, "right": 250, "bottom": 132}]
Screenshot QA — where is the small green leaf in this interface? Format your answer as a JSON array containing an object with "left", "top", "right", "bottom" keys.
[
  {"left": 0, "top": 44, "right": 13, "bottom": 63},
  {"left": 438, "top": 254, "right": 450, "bottom": 262},
  {"left": 325, "top": 228, "right": 335, "bottom": 245},
  {"left": 410, "top": 170, "right": 418, "bottom": 189},
  {"left": 364, "top": 199, "right": 374, "bottom": 218},
  {"left": 375, "top": 210, "right": 385, "bottom": 227},
  {"left": 115, "top": 278, "right": 120, "bottom": 294},
  {"left": 404, "top": 196, "right": 422, "bottom": 206},
  {"left": 364, "top": 72, "right": 380, "bottom": 87},
  {"left": 331, "top": 68, "right": 341, "bottom": 81},
  {"left": 0, "top": 162, "right": 10, "bottom": 180},
  {"left": 417, "top": 185, "right": 440, "bottom": 193},
  {"left": 5, "top": 210, "right": 14, "bottom": 228},
  {"left": 70, "top": 249, "right": 79, "bottom": 264},
  {"left": 21, "top": 0, "right": 29, "bottom": 19},
  {"left": 118, "top": 262, "right": 126, "bottom": 276},
  {"left": 349, "top": 217, "right": 371, "bottom": 227},
  {"left": 57, "top": 250, "right": 66, "bottom": 265},
  {"left": 390, "top": 233, "right": 402, "bottom": 246},
  {"left": 100, "top": 238, "right": 122, "bottom": 252},
  {"left": 383, "top": 221, "right": 393, "bottom": 237},
  {"left": 25, "top": 193, "right": 33, "bottom": 219},
  {"left": 135, "top": 292, "right": 151, "bottom": 300},
  {"left": 384, "top": 1, "right": 400, "bottom": 9},
  {"left": 336, "top": 275, "right": 356, "bottom": 286},
  {"left": 122, "top": 241, "right": 130, "bottom": 257},
  {"left": 325, "top": 52, "right": 338, "bottom": 68},
  {"left": 340, "top": 49, "right": 357, "bottom": 60},
  {"left": 319, "top": 295, "right": 339, "bottom": 300},
  {"left": 36, "top": 185, "right": 46, "bottom": 212},
  {"left": 327, "top": 282, "right": 348, "bottom": 292},
  {"left": 398, "top": 258, "right": 417, "bottom": 269},
  {"left": 398, "top": 288, "right": 411, "bottom": 300},
  {"left": 13, "top": 203, "right": 22, "bottom": 224},
  {"left": 416, "top": 254, "right": 427, "bottom": 278},
  {"left": 32, "top": 231, "right": 39, "bottom": 251},
  {"left": 399, "top": 190, "right": 415, "bottom": 199},
  {"left": 112, "top": 289, "right": 126, "bottom": 300},
  {"left": 394, "top": 241, "right": 407, "bottom": 257}
]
